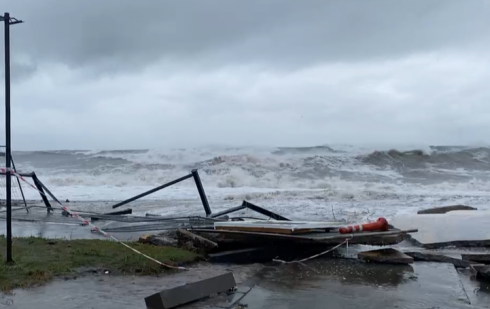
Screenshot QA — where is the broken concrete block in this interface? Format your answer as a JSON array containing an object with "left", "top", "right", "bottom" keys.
[
  {"left": 417, "top": 205, "right": 477, "bottom": 214},
  {"left": 358, "top": 248, "right": 413, "bottom": 264},
  {"left": 404, "top": 252, "right": 471, "bottom": 268},
  {"left": 471, "top": 265, "right": 490, "bottom": 281},
  {"left": 144, "top": 272, "right": 236, "bottom": 309},
  {"left": 176, "top": 229, "right": 218, "bottom": 252},
  {"left": 461, "top": 254, "right": 490, "bottom": 264}
]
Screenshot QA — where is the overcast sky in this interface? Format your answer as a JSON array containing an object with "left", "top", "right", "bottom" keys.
[{"left": 0, "top": 0, "right": 489, "bottom": 150}]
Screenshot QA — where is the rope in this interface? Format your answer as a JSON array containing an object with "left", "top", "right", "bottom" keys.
[
  {"left": 272, "top": 238, "right": 350, "bottom": 264},
  {"left": 0, "top": 167, "right": 187, "bottom": 271}
]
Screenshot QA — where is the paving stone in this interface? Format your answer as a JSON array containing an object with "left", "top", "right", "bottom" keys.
[{"left": 144, "top": 272, "right": 236, "bottom": 309}]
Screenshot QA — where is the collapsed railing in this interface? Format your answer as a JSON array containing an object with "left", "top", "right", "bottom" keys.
[
  {"left": 2, "top": 167, "right": 290, "bottom": 223},
  {"left": 0, "top": 170, "right": 58, "bottom": 213},
  {"left": 111, "top": 169, "right": 212, "bottom": 215},
  {"left": 0, "top": 147, "right": 28, "bottom": 211},
  {"left": 105, "top": 169, "right": 289, "bottom": 227}
]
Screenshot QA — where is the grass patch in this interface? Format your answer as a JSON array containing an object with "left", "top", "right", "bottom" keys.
[{"left": 0, "top": 236, "right": 198, "bottom": 291}]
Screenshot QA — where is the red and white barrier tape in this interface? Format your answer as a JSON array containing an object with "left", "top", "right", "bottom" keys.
[{"left": 0, "top": 167, "right": 187, "bottom": 270}]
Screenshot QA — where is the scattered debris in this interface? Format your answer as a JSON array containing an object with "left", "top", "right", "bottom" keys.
[
  {"left": 210, "top": 205, "right": 246, "bottom": 219},
  {"left": 90, "top": 208, "right": 132, "bottom": 221},
  {"left": 144, "top": 272, "right": 236, "bottom": 309},
  {"left": 176, "top": 229, "right": 218, "bottom": 253},
  {"left": 404, "top": 252, "right": 472, "bottom": 268},
  {"left": 417, "top": 205, "right": 477, "bottom": 214},
  {"left": 358, "top": 248, "right": 413, "bottom": 265},
  {"left": 461, "top": 254, "right": 490, "bottom": 265},
  {"left": 191, "top": 227, "right": 417, "bottom": 247},
  {"left": 139, "top": 234, "right": 178, "bottom": 247}
]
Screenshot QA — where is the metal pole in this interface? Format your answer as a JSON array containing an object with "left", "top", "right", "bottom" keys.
[
  {"left": 4, "top": 12, "right": 12, "bottom": 263},
  {"left": 112, "top": 173, "right": 193, "bottom": 209},
  {"left": 191, "top": 169, "right": 212, "bottom": 216},
  {"left": 10, "top": 156, "right": 28, "bottom": 213}
]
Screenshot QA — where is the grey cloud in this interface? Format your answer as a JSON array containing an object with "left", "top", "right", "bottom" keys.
[
  {"left": 0, "top": 1, "right": 488, "bottom": 150},
  {"left": 3, "top": 0, "right": 490, "bottom": 75},
  {"left": 0, "top": 61, "right": 37, "bottom": 83}
]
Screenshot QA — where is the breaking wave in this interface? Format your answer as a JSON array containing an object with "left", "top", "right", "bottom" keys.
[{"left": 4, "top": 144, "right": 490, "bottom": 203}]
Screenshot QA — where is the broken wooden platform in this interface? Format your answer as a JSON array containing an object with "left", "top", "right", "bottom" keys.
[
  {"left": 214, "top": 220, "right": 343, "bottom": 235},
  {"left": 190, "top": 228, "right": 417, "bottom": 246}
]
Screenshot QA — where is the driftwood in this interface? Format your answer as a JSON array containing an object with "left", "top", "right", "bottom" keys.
[
  {"left": 417, "top": 205, "right": 477, "bottom": 214},
  {"left": 404, "top": 252, "right": 472, "bottom": 268},
  {"left": 176, "top": 229, "right": 218, "bottom": 252}
]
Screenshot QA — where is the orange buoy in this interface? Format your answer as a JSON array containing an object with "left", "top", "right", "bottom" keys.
[{"left": 339, "top": 217, "right": 389, "bottom": 234}]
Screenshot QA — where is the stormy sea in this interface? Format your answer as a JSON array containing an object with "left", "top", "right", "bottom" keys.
[{"left": 4, "top": 144, "right": 490, "bottom": 222}]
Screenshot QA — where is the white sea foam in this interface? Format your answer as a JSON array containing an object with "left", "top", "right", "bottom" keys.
[{"left": 5, "top": 144, "right": 490, "bottom": 219}]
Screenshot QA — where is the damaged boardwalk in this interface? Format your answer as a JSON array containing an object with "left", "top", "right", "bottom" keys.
[{"left": 1, "top": 170, "right": 490, "bottom": 308}]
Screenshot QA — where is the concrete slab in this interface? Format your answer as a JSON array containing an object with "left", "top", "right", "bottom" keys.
[
  {"left": 144, "top": 272, "right": 236, "bottom": 309},
  {"left": 405, "top": 252, "right": 472, "bottom": 268},
  {"left": 358, "top": 248, "right": 413, "bottom": 264},
  {"left": 462, "top": 254, "right": 490, "bottom": 264},
  {"left": 391, "top": 211, "right": 490, "bottom": 249},
  {"left": 235, "top": 261, "right": 474, "bottom": 309}
]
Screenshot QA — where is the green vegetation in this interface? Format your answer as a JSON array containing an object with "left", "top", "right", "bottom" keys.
[{"left": 0, "top": 237, "right": 198, "bottom": 291}]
